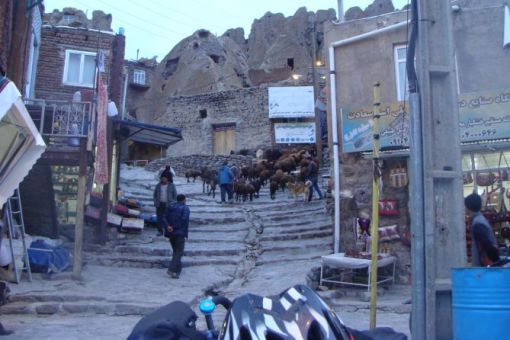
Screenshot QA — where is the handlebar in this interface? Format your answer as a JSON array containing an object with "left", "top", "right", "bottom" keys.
[{"left": 199, "top": 295, "right": 233, "bottom": 336}]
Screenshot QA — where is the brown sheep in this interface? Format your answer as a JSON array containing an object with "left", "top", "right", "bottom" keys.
[
  {"left": 274, "top": 157, "right": 296, "bottom": 174},
  {"left": 185, "top": 169, "right": 202, "bottom": 182}
]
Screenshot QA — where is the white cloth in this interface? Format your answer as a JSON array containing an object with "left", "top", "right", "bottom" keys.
[
  {"left": 0, "top": 242, "right": 12, "bottom": 267},
  {"left": 160, "top": 184, "right": 168, "bottom": 203},
  {"left": 321, "top": 253, "right": 396, "bottom": 269}
]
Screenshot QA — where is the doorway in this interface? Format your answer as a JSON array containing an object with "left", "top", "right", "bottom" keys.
[{"left": 213, "top": 124, "right": 235, "bottom": 155}]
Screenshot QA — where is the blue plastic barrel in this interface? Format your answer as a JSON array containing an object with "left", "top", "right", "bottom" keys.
[{"left": 452, "top": 268, "right": 510, "bottom": 340}]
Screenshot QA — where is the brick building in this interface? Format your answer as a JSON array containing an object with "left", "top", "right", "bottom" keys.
[{"left": 35, "top": 22, "right": 125, "bottom": 105}]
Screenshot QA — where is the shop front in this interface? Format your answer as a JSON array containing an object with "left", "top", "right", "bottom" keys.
[{"left": 338, "top": 89, "right": 510, "bottom": 282}]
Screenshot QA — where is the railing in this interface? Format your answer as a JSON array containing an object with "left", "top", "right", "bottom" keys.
[{"left": 24, "top": 99, "right": 95, "bottom": 149}]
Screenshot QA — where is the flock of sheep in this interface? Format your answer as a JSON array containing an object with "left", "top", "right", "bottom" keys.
[{"left": 184, "top": 148, "right": 320, "bottom": 202}]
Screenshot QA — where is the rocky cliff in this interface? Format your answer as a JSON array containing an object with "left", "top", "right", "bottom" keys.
[{"left": 134, "top": 0, "right": 401, "bottom": 122}]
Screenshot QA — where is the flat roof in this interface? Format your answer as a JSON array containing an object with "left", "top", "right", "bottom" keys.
[{"left": 114, "top": 119, "right": 182, "bottom": 147}]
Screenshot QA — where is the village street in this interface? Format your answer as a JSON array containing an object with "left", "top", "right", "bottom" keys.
[{"left": 0, "top": 166, "right": 410, "bottom": 339}]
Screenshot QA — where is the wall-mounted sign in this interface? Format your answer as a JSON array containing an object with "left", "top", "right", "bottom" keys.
[
  {"left": 341, "top": 102, "right": 409, "bottom": 153},
  {"left": 268, "top": 86, "right": 315, "bottom": 118},
  {"left": 459, "top": 91, "right": 510, "bottom": 142},
  {"left": 274, "top": 122, "right": 315, "bottom": 144},
  {"left": 341, "top": 90, "right": 510, "bottom": 153}
]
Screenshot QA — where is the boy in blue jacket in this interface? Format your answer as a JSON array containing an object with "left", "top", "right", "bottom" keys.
[{"left": 163, "top": 194, "right": 190, "bottom": 279}]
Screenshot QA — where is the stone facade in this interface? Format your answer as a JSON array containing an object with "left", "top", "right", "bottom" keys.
[
  {"left": 155, "top": 87, "right": 271, "bottom": 157},
  {"left": 146, "top": 154, "right": 255, "bottom": 176},
  {"left": 124, "top": 58, "right": 158, "bottom": 119}
]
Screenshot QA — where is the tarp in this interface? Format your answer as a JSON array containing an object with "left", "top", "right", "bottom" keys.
[{"left": 0, "top": 79, "right": 46, "bottom": 206}]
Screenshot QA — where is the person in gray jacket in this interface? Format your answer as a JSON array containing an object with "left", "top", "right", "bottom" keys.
[
  {"left": 153, "top": 174, "right": 177, "bottom": 236},
  {"left": 465, "top": 193, "right": 500, "bottom": 266}
]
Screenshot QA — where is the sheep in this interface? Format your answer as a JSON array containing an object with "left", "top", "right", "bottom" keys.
[
  {"left": 185, "top": 169, "right": 201, "bottom": 183},
  {"left": 274, "top": 156, "right": 296, "bottom": 174}
]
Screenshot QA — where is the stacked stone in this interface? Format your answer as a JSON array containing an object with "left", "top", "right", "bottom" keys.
[{"left": 145, "top": 154, "right": 255, "bottom": 176}]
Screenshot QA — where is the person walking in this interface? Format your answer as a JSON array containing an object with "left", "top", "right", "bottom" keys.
[
  {"left": 153, "top": 174, "right": 177, "bottom": 236},
  {"left": 304, "top": 157, "right": 323, "bottom": 201},
  {"left": 464, "top": 193, "right": 500, "bottom": 266},
  {"left": 218, "top": 161, "right": 234, "bottom": 203},
  {"left": 163, "top": 194, "right": 190, "bottom": 279}
]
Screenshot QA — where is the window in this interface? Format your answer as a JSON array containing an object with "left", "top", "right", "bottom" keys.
[
  {"left": 63, "top": 50, "right": 96, "bottom": 87},
  {"left": 394, "top": 45, "right": 408, "bottom": 101},
  {"left": 133, "top": 69, "right": 146, "bottom": 85},
  {"left": 62, "top": 14, "right": 75, "bottom": 25}
]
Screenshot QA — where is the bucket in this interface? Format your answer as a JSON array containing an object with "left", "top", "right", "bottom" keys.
[{"left": 452, "top": 268, "right": 510, "bottom": 340}]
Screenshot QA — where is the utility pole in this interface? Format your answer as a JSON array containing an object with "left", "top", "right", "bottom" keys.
[
  {"left": 409, "top": 0, "right": 466, "bottom": 338},
  {"left": 310, "top": 21, "right": 322, "bottom": 165}
]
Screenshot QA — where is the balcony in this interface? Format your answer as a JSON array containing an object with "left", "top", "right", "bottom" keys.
[{"left": 24, "top": 99, "right": 95, "bottom": 165}]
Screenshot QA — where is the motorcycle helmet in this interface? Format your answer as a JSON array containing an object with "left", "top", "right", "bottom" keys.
[{"left": 219, "top": 284, "right": 354, "bottom": 340}]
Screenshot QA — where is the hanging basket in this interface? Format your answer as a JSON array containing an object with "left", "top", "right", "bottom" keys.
[{"left": 476, "top": 172, "right": 496, "bottom": 187}]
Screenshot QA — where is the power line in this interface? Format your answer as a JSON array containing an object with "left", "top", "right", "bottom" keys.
[
  {"left": 137, "top": 0, "right": 228, "bottom": 33},
  {"left": 74, "top": 0, "right": 185, "bottom": 37}
]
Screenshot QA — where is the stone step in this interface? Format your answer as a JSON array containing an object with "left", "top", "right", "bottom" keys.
[
  {"left": 261, "top": 223, "right": 331, "bottom": 236},
  {"left": 85, "top": 254, "right": 241, "bottom": 269},
  {"left": 109, "top": 244, "right": 244, "bottom": 257},
  {"left": 255, "top": 253, "right": 322, "bottom": 265},
  {"left": 259, "top": 229, "right": 332, "bottom": 242},
  {"left": 262, "top": 211, "right": 328, "bottom": 222},
  {"left": 260, "top": 237, "right": 332, "bottom": 250},
  {"left": 253, "top": 206, "right": 325, "bottom": 217},
  {"left": 190, "top": 215, "right": 245, "bottom": 225},
  {"left": 262, "top": 218, "right": 331, "bottom": 228},
  {"left": 0, "top": 301, "right": 157, "bottom": 316}
]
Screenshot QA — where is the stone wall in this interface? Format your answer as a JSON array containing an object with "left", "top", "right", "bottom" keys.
[
  {"left": 335, "top": 154, "right": 411, "bottom": 284},
  {"left": 156, "top": 87, "right": 271, "bottom": 157},
  {"left": 146, "top": 154, "right": 255, "bottom": 176}
]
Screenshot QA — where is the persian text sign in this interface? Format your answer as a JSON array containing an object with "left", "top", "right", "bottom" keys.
[
  {"left": 268, "top": 86, "right": 315, "bottom": 118},
  {"left": 341, "top": 90, "right": 510, "bottom": 153},
  {"left": 342, "top": 103, "right": 409, "bottom": 153},
  {"left": 274, "top": 122, "right": 316, "bottom": 144},
  {"left": 459, "top": 91, "right": 510, "bottom": 142}
]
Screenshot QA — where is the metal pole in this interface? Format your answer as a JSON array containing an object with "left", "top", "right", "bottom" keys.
[
  {"left": 328, "top": 47, "right": 341, "bottom": 253},
  {"left": 311, "top": 22, "right": 322, "bottom": 166},
  {"left": 369, "top": 82, "right": 381, "bottom": 329}
]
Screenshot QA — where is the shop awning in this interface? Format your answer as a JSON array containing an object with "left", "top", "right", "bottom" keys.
[
  {"left": 0, "top": 78, "right": 46, "bottom": 206},
  {"left": 114, "top": 119, "right": 182, "bottom": 147}
]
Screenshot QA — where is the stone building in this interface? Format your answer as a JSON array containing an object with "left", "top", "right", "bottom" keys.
[
  {"left": 135, "top": 8, "right": 337, "bottom": 156},
  {"left": 123, "top": 57, "right": 157, "bottom": 120},
  {"left": 155, "top": 87, "right": 270, "bottom": 156},
  {"left": 325, "top": 0, "right": 510, "bottom": 282}
]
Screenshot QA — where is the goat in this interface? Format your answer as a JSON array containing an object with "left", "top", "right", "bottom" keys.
[{"left": 185, "top": 169, "right": 201, "bottom": 183}]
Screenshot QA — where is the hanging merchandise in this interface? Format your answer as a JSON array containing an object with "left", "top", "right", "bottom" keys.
[
  {"left": 388, "top": 162, "right": 408, "bottom": 188},
  {"left": 378, "top": 199, "right": 399, "bottom": 216},
  {"left": 463, "top": 172, "right": 473, "bottom": 184},
  {"left": 500, "top": 152, "right": 510, "bottom": 181},
  {"left": 476, "top": 154, "right": 496, "bottom": 187}
]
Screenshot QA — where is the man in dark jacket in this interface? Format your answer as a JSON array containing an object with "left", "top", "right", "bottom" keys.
[
  {"left": 163, "top": 194, "right": 190, "bottom": 279},
  {"left": 153, "top": 174, "right": 178, "bottom": 236},
  {"left": 465, "top": 193, "right": 500, "bottom": 266},
  {"left": 305, "top": 158, "right": 323, "bottom": 202},
  {"left": 218, "top": 161, "right": 234, "bottom": 203}
]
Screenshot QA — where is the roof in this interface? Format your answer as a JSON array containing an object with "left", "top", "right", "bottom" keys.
[{"left": 114, "top": 119, "right": 182, "bottom": 147}]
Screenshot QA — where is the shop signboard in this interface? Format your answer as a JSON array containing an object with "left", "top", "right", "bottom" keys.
[
  {"left": 341, "top": 90, "right": 510, "bottom": 153},
  {"left": 268, "top": 86, "right": 315, "bottom": 118},
  {"left": 274, "top": 122, "right": 315, "bottom": 144},
  {"left": 341, "top": 102, "right": 409, "bottom": 153},
  {"left": 459, "top": 91, "right": 510, "bottom": 142}
]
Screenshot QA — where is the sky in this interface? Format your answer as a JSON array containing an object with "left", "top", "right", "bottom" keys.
[{"left": 43, "top": 0, "right": 409, "bottom": 61}]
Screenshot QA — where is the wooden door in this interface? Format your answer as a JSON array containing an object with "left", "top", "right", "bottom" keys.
[{"left": 213, "top": 127, "right": 235, "bottom": 155}]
